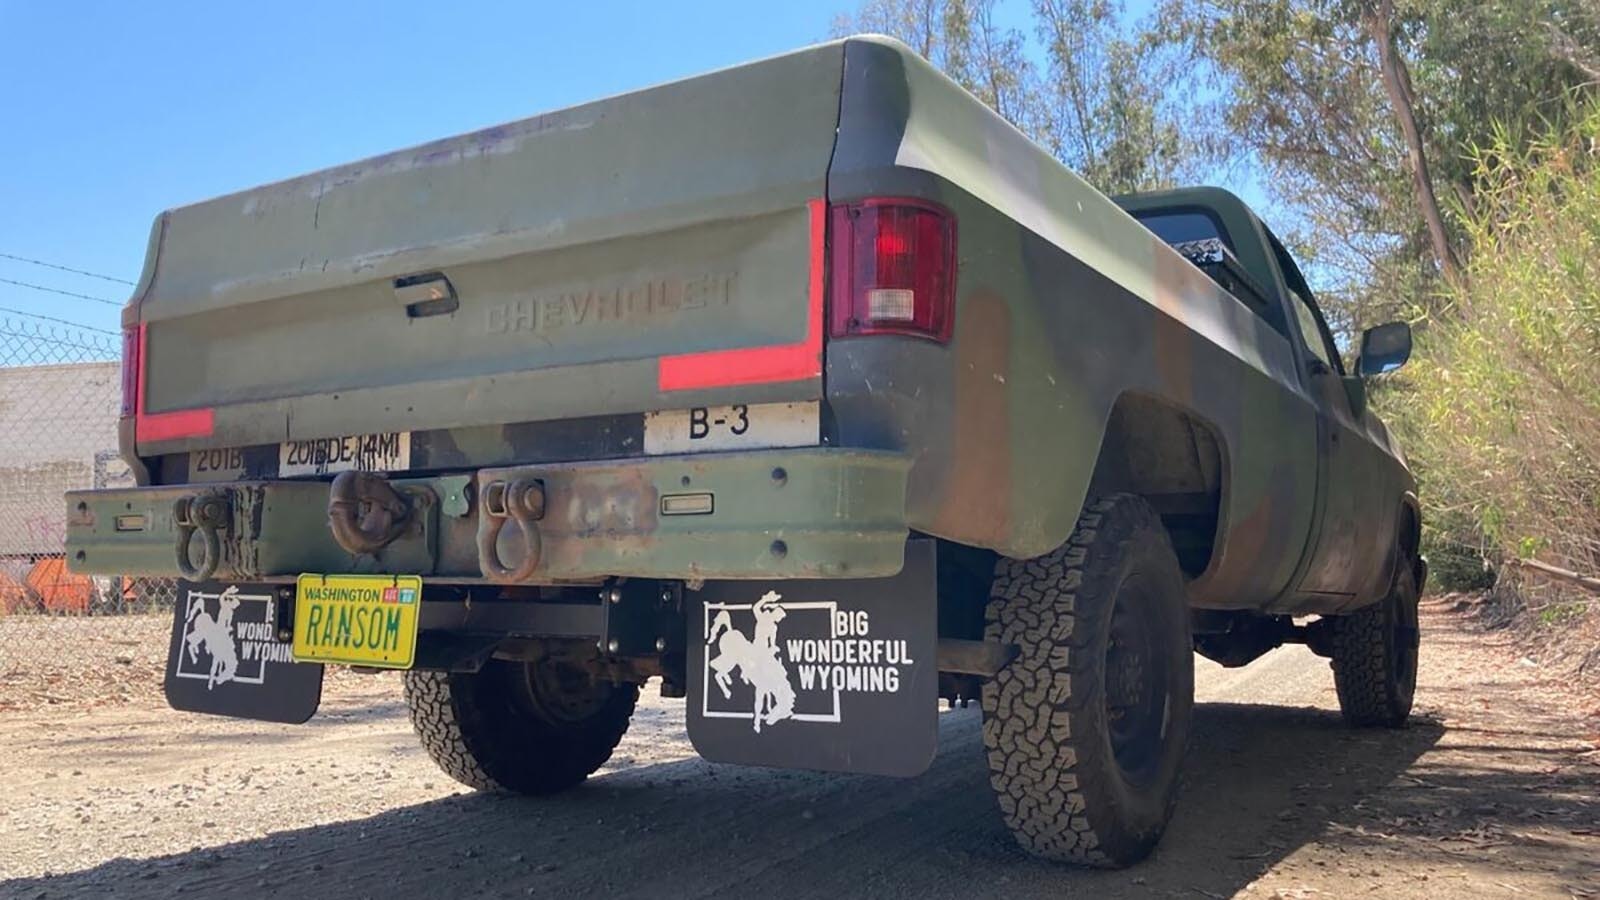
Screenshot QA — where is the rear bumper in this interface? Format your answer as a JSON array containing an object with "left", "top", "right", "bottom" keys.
[{"left": 66, "top": 448, "right": 911, "bottom": 583}]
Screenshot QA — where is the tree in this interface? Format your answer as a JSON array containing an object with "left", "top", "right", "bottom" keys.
[
  {"left": 1365, "top": 0, "right": 1462, "bottom": 285},
  {"left": 1155, "top": 0, "right": 1600, "bottom": 326},
  {"left": 830, "top": 0, "right": 1188, "bottom": 193}
]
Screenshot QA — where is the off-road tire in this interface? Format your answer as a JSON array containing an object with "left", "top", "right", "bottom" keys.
[
  {"left": 981, "top": 493, "right": 1194, "bottom": 867},
  {"left": 403, "top": 658, "right": 638, "bottom": 795},
  {"left": 1328, "top": 565, "right": 1419, "bottom": 728}
]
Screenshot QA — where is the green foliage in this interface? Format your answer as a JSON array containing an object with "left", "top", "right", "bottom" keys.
[
  {"left": 1153, "top": 0, "right": 1600, "bottom": 334},
  {"left": 1154, "top": 0, "right": 1417, "bottom": 318},
  {"left": 1376, "top": 97, "right": 1600, "bottom": 581},
  {"left": 1418, "top": 511, "right": 1497, "bottom": 591},
  {"left": 830, "top": 0, "right": 1191, "bottom": 193},
  {"left": 1537, "top": 602, "right": 1584, "bottom": 628}
]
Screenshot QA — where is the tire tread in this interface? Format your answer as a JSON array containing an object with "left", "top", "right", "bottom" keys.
[
  {"left": 981, "top": 493, "right": 1192, "bottom": 867},
  {"left": 403, "top": 665, "right": 637, "bottom": 795}
]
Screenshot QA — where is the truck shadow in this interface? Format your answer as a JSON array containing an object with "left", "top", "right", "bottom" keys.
[{"left": 3, "top": 700, "right": 1466, "bottom": 899}]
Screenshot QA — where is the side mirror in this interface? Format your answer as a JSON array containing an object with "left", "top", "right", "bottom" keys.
[{"left": 1357, "top": 321, "right": 1412, "bottom": 376}]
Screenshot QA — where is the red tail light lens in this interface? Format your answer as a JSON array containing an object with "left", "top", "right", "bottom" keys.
[
  {"left": 829, "top": 199, "right": 956, "bottom": 342},
  {"left": 120, "top": 325, "right": 140, "bottom": 417}
]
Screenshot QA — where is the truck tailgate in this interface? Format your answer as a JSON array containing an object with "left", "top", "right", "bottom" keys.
[{"left": 132, "top": 44, "right": 842, "bottom": 457}]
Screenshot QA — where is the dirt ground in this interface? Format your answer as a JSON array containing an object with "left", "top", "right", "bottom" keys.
[
  {"left": 1, "top": 604, "right": 1596, "bottom": 900},
  {"left": 0, "top": 614, "right": 170, "bottom": 712}
]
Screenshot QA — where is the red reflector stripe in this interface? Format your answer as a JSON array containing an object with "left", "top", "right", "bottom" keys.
[
  {"left": 137, "top": 407, "right": 216, "bottom": 442},
  {"left": 133, "top": 323, "right": 215, "bottom": 442},
  {"left": 657, "top": 198, "right": 825, "bottom": 392}
]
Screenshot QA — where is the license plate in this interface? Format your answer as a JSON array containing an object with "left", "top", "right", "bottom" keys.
[
  {"left": 292, "top": 574, "right": 422, "bottom": 668},
  {"left": 643, "top": 401, "right": 818, "bottom": 455},
  {"left": 279, "top": 432, "right": 410, "bottom": 477},
  {"left": 189, "top": 447, "right": 248, "bottom": 483}
]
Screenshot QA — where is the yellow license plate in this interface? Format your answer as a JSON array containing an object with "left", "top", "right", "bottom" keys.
[{"left": 292, "top": 574, "right": 422, "bottom": 668}]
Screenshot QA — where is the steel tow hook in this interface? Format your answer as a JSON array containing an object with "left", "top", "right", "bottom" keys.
[
  {"left": 477, "top": 479, "right": 546, "bottom": 583},
  {"left": 327, "top": 470, "right": 414, "bottom": 555},
  {"left": 174, "top": 490, "right": 231, "bottom": 581}
]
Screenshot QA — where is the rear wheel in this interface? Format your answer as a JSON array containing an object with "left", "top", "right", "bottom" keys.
[
  {"left": 981, "top": 493, "right": 1194, "bottom": 867},
  {"left": 1328, "top": 565, "right": 1419, "bottom": 728},
  {"left": 403, "top": 657, "right": 638, "bottom": 795}
]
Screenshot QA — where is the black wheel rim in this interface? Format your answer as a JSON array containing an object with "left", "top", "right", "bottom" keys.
[
  {"left": 1389, "top": 584, "right": 1420, "bottom": 702},
  {"left": 1104, "top": 571, "right": 1169, "bottom": 786},
  {"left": 517, "top": 658, "right": 611, "bottom": 725}
]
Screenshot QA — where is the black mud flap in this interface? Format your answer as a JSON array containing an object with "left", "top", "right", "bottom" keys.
[
  {"left": 687, "top": 540, "right": 937, "bottom": 777},
  {"left": 164, "top": 581, "right": 323, "bottom": 724}
]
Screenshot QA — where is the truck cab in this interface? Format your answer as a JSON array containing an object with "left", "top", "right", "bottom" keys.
[{"left": 1117, "top": 187, "right": 1420, "bottom": 615}]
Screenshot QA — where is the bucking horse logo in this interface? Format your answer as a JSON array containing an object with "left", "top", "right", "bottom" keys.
[
  {"left": 184, "top": 585, "right": 242, "bottom": 690},
  {"left": 706, "top": 591, "right": 796, "bottom": 732}
]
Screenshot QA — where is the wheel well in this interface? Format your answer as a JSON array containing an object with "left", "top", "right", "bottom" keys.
[
  {"left": 1395, "top": 499, "right": 1423, "bottom": 591},
  {"left": 1089, "top": 393, "right": 1225, "bottom": 578},
  {"left": 1397, "top": 502, "right": 1420, "bottom": 561}
]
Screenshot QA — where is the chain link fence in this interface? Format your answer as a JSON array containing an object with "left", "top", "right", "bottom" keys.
[{"left": 0, "top": 317, "right": 178, "bottom": 707}]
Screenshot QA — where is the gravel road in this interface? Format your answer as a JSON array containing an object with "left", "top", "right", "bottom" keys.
[{"left": 1, "top": 605, "right": 1596, "bottom": 899}]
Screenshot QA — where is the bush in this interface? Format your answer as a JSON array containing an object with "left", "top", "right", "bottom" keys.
[
  {"left": 1377, "top": 97, "right": 1600, "bottom": 586},
  {"left": 1419, "top": 515, "right": 1497, "bottom": 592}
]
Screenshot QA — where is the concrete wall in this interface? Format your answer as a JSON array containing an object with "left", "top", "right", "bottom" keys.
[{"left": 0, "top": 362, "right": 130, "bottom": 556}]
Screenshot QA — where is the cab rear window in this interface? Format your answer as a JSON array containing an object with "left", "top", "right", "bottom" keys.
[{"left": 1132, "top": 210, "right": 1235, "bottom": 250}]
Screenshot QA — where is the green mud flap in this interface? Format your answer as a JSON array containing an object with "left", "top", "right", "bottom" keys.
[
  {"left": 687, "top": 540, "right": 937, "bottom": 777},
  {"left": 164, "top": 581, "right": 324, "bottom": 724}
]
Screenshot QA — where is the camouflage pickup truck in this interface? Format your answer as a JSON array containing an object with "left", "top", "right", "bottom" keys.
[{"left": 66, "top": 35, "right": 1424, "bottom": 866}]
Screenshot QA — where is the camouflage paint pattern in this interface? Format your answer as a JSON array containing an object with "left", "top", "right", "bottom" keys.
[
  {"left": 67, "top": 448, "right": 909, "bottom": 583},
  {"left": 68, "top": 36, "right": 1416, "bottom": 615},
  {"left": 126, "top": 44, "right": 845, "bottom": 455},
  {"left": 823, "top": 37, "right": 1415, "bottom": 613}
]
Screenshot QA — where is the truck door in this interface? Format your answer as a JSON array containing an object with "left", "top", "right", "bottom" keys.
[{"left": 1273, "top": 244, "right": 1393, "bottom": 601}]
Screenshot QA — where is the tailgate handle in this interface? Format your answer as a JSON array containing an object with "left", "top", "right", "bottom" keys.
[
  {"left": 477, "top": 479, "right": 546, "bottom": 583},
  {"left": 393, "top": 272, "right": 458, "bottom": 318}
]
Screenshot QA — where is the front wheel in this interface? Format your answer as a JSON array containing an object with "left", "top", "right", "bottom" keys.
[
  {"left": 981, "top": 493, "right": 1194, "bottom": 867},
  {"left": 403, "top": 657, "right": 638, "bottom": 795},
  {"left": 1328, "top": 565, "right": 1420, "bottom": 728}
]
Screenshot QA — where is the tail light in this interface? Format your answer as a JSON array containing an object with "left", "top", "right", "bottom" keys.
[
  {"left": 120, "top": 325, "right": 141, "bottom": 417},
  {"left": 829, "top": 198, "right": 956, "bottom": 342}
]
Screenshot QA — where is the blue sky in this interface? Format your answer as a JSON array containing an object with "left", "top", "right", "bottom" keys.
[
  {"left": 0, "top": 1, "right": 843, "bottom": 335},
  {"left": 0, "top": 0, "right": 1172, "bottom": 338}
]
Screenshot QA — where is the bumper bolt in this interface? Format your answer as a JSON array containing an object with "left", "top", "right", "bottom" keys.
[
  {"left": 654, "top": 637, "right": 667, "bottom": 652},
  {"left": 770, "top": 539, "right": 788, "bottom": 559},
  {"left": 606, "top": 638, "right": 620, "bottom": 654}
]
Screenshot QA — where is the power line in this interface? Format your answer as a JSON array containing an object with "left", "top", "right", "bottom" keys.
[
  {"left": 0, "top": 305, "right": 117, "bottom": 335},
  {"left": 0, "top": 277, "right": 120, "bottom": 307},
  {"left": 0, "top": 251, "right": 134, "bottom": 285}
]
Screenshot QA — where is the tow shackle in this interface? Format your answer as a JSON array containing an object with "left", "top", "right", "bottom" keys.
[
  {"left": 174, "top": 491, "right": 231, "bottom": 582},
  {"left": 477, "top": 478, "right": 546, "bottom": 583},
  {"left": 327, "top": 470, "right": 414, "bottom": 556}
]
